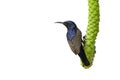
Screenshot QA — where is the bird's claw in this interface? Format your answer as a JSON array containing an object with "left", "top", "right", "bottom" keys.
[{"left": 82, "top": 35, "right": 86, "bottom": 45}]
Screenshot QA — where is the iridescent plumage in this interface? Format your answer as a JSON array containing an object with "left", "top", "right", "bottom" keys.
[{"left": 56, "top": 21, "right": 90, "bottom": 66}]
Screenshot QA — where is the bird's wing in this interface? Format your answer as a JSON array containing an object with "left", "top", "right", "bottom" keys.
[{"left": 68, "top": 29, "right": 82, "bottom": 54}]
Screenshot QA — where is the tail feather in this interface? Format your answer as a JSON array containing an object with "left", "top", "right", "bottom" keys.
[{"left": 78, "top": 45, "right": 90, "bottom": 66}]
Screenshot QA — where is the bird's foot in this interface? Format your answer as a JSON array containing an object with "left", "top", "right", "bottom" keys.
[{"left": 82, "top": 35, "right": 86, "bottom": 45}]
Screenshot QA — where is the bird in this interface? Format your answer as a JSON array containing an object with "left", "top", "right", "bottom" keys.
[{"left": 55, "top": 21, "right": 90, "bottom": 66}]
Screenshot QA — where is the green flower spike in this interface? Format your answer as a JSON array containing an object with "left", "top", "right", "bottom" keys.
[{"left": 83, "top": 0, "right": 100, "bottom": 68}]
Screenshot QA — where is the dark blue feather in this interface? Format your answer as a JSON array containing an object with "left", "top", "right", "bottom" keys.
[
  {"left": 66, "top": 21, "right": 76, "bottom": 40},
  {"left": 67, "top": 29, "right": 76, "bottom": 40}
]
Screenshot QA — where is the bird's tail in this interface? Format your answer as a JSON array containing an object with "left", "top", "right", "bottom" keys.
[{"left": 78, "top": 44, "right": 90, "bottom": 66}]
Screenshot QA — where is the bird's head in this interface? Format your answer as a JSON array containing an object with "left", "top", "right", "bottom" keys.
[{"left": 55, "top": 21, "right": 77, "bottom": 29}]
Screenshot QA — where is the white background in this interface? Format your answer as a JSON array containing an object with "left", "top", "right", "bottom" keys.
[{"left": 0, "top": 0, "right": 120, "bottom": 80}]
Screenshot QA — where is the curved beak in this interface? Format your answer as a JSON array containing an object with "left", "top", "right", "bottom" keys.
[
  {"left": 55, "top": 21, "right": 68, "bottom": 29},
  {"left": 55, "top": 22, "right": 64, "bottom": 24}
]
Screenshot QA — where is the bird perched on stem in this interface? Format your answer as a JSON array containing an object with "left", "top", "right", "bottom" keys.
[{"left": 55, "top": 21, "right": 90, "bottom": 66}]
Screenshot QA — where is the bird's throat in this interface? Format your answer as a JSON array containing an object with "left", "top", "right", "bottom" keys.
[{"left": 67, "top": 29, "right": 76, "bottom": 40}]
